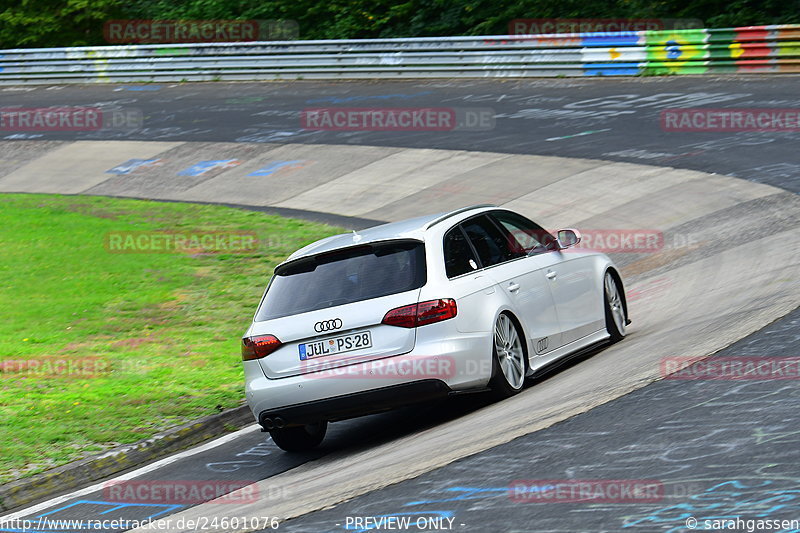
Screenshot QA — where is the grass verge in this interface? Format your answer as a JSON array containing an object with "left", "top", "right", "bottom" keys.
[{"left": 0, "top": 193, "right": 342, "bottom": 483}]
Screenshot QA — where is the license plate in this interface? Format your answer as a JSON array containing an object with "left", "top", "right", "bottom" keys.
[{"left": 299, "top": 331, "right": 373, "bottom": 360}]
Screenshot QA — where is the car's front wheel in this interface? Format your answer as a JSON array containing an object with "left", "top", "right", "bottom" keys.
[
  {"left": 604, "top": 271, "right": 627, "bottom": 342},
  {"left": 269, "top": 421, "right": 327, "bottom": 452},
  {"left": 488, "top": 313, "right": 527, "bottom": 398}
]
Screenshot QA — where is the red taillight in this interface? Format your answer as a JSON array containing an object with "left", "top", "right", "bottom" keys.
[
  {"left": 381, "top": 303, "right": 418, "bottom": 328},
  {"left": 241, "top": 335, "right": 282, "bottom": 361},
  {"left": 416, "top": 299, "right": 458, "bottom": 326},
  {"left": 382, "top": 299, "right": 457, "bottom": 328}
]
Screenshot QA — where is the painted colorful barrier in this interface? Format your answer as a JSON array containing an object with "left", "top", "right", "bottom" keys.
[{"left": 0, "top": 24, "right": 798, "bottom": 84}]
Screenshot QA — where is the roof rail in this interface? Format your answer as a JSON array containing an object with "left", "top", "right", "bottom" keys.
[{"left": 425, "top": 204, "right": 496, "bottom": 229}]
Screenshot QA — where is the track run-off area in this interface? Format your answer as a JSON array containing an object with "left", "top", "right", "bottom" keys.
[{"left": 0, "top": 75, "right": 798, "bottom": 533}]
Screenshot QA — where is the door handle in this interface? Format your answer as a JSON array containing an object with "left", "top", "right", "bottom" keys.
[
  {"left": 546, "top": 270, "right": 557, "bottom": 280},
  {"left": 507, "top": 282, "right": 520, "bottom": 293}
]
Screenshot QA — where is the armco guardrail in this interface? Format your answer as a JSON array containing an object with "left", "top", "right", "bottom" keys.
[{"left": 1, "top": 25, "right": 799, "bottom": 84}]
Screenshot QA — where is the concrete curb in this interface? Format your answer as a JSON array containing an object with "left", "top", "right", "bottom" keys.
[
  {"left": 123, "top": 196, "right": 386, "bottom": 231},
  {"left": 0, "top": 404, "right": 254, "bottom": 513}
]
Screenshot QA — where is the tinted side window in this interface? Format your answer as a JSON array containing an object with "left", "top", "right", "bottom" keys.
[
  {"left": 443, "top": 226, "right": 478, "bottom": 278},
  {"left": 461, "top": 215, "right": 522, "bottom": 268},
  {"left": 491, "top": 211, "right": 558, "bottom": 256}
]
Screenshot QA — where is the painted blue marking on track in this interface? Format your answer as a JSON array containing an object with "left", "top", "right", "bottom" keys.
[
  {"left": 622, "top": 480, "right": 800, "bottom": 531},
  {"left": 405, "top": 487, "right": 509, "bottom": 506},
  {"left": 39, "top": 499, "right": 183, "bottom": 519},
  {"left": 106, "top": 158, "right": 160, "bottom": 174},
  {"left": 248, "top": 160, "right": 305, "bottom": 177},
  {"left": 177, "top": 159, "right": 238, "bottom": 176},
  {"left": 0, "top": 500, "right": 183, "bottom": 532},
  {"left": 404, "top": 484, "right": 555, "bottom": 506}
]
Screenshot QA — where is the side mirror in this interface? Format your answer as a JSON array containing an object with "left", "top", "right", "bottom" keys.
[{"left": 556, "top": 229, "right": 581, "bottom": 249}]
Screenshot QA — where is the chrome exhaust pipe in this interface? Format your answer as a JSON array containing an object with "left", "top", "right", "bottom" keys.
[
  {"left": 262, "top": 417, "right": 275, "bottom": 430},
  {"left": 274, "top": 416, "right": 286, "bottom": 429}
]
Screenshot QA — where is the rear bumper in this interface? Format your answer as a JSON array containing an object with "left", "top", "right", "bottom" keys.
[
  {"left": 257, "top": 379, "right": 451, "bottom": 427},
  {"left": 245, "top": 328, "right": 492, "bottom": 424}
]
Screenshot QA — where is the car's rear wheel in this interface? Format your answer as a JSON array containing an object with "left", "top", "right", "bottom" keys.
[
  {"left": 604, "top": 271, "right": 627, "bottom": 342},
  {"left": 489, "top": 313, "right": 527, "bottom": 398},
  {"left": 269, "top": 421, "right": 327, "bottom": 452}
]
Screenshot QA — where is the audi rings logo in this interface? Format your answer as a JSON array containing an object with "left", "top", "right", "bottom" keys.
[{"left": 314, "top": 319, "right": 343, "bottom": 333}]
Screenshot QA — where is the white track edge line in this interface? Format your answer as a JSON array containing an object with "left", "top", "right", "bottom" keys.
[{"left": 0, "top": 424, "right": 260, "bottom": 520}]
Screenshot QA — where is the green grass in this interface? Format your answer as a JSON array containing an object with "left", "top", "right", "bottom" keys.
[{"left": 0, "top": 194, "right": 343, "bottom": 483}]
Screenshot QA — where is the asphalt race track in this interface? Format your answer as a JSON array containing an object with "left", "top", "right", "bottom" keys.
[
  {"left": 0, "top": 76, "right": 798, "bottom": 533},
  {"left": 1, "top": 76, "right": 799, "bottom": 193},
  {"left": 273, "top": 307, "right": 800, "bottom": 533}
]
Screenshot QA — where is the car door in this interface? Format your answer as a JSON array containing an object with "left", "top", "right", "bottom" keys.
[
  {"left": 460, "top": 214, "right": 562, "bottom": 356},
  {"left": 442, "top": 224, "right": 499, "bottom": 335},
  {"left": 490, "top": 211, "right": 601, "bottom": 346},
  {"left": 544, "top": 253, "right": 603, "bottom": 344}
]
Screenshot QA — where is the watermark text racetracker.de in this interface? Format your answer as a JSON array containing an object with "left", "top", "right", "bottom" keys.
[
  {"left": 104, "top": 19, "right": 298, "bottom": 43},
  {"left": 509, "top": 479, "right": 701, "bottom": 503},
  {"left": 105, "top": 231, "right": 258, "bottom": 254},
  {"left": 103, "top": 479, "right": 261, "bottom": 504},
  {"left": 301, "top": 356, "right": 457, "bottom": 380},
  {"left": 508, "top": 228, "right": 666, "bottom": 253},
  {"left": 555, "top": 229, "right": 663, "bottom": 254},
  {"left": 661, "top": 357, "right": 800, "bottom": 380},
  {"left": 510, "top": 479, "right": 664, "bottom": 503},
  {"left": 0, "top": 107, "right": 143, "bottom": 132},
  {"left": 661, "top": 108, "right": 800, "bottom": 132},
  {"left": 300, "top": 107, "right": 495, "bottom": 131},
  {"left": 0, "top": 357, "right": 151, "bottom": 379},
  {"left": 508, "top": 17, "right": 703, "bottom": 35}
]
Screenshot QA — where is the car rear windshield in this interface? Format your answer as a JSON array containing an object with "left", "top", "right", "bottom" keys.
[{"left": 255, "top": 240, "right": 426, "bottom": 321}]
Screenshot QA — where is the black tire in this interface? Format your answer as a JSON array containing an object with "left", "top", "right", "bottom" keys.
[
  {"left": 269, "top": 421, "right": 327, "bottom": 452},
  {"left": 488, "top": 313, "right": 527, "bottom": 399},
  {"left": 604, "top": 271, "right": 627, "bottom": 343}
]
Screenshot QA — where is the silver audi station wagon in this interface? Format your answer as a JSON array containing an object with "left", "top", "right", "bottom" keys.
[{"left": 242, "top": 205, "right": 628, "bottom": 451}]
